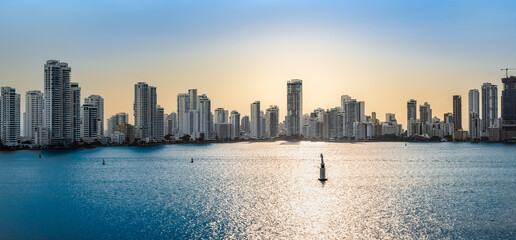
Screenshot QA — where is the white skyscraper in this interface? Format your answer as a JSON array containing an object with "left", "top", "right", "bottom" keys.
[
  {"left": 198, "top": 94, "right": 212, "bottom": 140},
  {"left": 24, "top": 90, "right": 43, "bottom": 141},
  {"left": 266, "top": 105, "right": 279, "bottom": 138},
  {"left": 81, "top": 103, "right": 98, "bottom": 143},
  {"left": 156, "top": 105, "right": 164, "bottom": 141},
  {"left": 134, "top": 82, "right": 157, "bottom": 142},
  {"left": 214, "top": 108, "right": 228, "bottom": 124},
  {"left": 84, "top": 95, "right": 104, "bottom": 139},
  {"left": 177, "top": 93, "right": 190, "bottom": 136},
  {"left": 44, "top": 60, "right": 72, "bottom": 145},
  {"left": 251, "top": 101, "right": 261, "bottom": 139},
  {"left": 71, "top": 82, "right": 81, "bottom": 142},
  {"left": 1, "top": 87, "right": 20, "bottom": 146},
  {"left": 230, "top": 110, "right": 240, "bottom": 139},
  {"left": 165, "top": 112, "right": 177, "bottom": 136},
  {"left": 343, "top": 98, "right": 357, "bottom": 138},
  {"left": 481, "top": 83, "right": 498, "bottom": 135},
  {"left": 407, "top": 99, "right": 417, "bottom": 121},
  {"left": 469, "top": 89, "right": 481, "bottom": 139},
  {"left": 287, "top": 79, "right": 302, "bottom": 136}
]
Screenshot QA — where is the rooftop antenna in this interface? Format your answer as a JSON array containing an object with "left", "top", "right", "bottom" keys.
[{"left": 501, "top": 68, "right": 516, "bottom": 78}]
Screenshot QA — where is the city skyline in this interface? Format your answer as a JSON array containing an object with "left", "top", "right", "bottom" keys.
[
  {"left": 1, "top": 1, "right": 516, "bottom": 131},
  {"left": 1, "top": 62, "right": 510, "bottom": 135}
]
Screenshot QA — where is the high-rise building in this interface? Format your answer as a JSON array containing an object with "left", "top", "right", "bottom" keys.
[
  {"left": 189, "top": 89, "right": 198, "bottom": 111},
  {"left": 70, "top": 82, "right": 81, "bottom": 143},
  {"left": 501, "top": 76, "right": 516, "bottom": 140},
  {"left": 214, "top": 108, "right": 228, "bottom": 124},
  {"left": 481, "top": 83, "right": 498, "bottom": 134},
  {"left": 287, "top": 79, "right": 302, "bottom": 136},
  {"left": 419, "top": 102, "right": 432, "bottom": 124},
  {"left": 260, "top": 111, "right": 266, "bottom": 139},
  {"left": 1, "top": 87, "right": 20, "bottom": 146},
  {"left": 357, "top": 101, "right": 366, "bottom": 123},
  {"left": 84, "top": 95, "right": 104, "bottom": 139},
  {"left": 469, "top": 89, "right": 481, "bottom": 139},
  {"left": 407, "top": 99, "right": 417, "bottom": 121},
  {"left": 80, "top": 103, "right": 98, "bottom": 143},
  {"left": 250, "top": 101, "right": 261, "bottom": 139},
  {"left": 24, "top": 90, "right": 43, "bottom": 141},
  {"left": 177, "top": 93, "right": 190, "bottom": 136},
  {"left": 453, "top": 95, "right": 462, "bottom": 130},
  {"left": 134, "top": 82, "right": 157, "bottom": 142},
  {"left": 44, "top": 60, "right": 72, "bottom": 145},
  {"left": 165, "top": 112, "right": 177, "bottom": 136},
  {"left": 156, "top": 105, "right": 164, "bottom": 141},
  {"left": 198, "top": 94, "right": 212, "bottom": 140},
  {"left": 265, "top": 105, "right": 279, "bottom": 138},
  {"left": 230, "top": 110, "right": 240, "bottom": 139},
  {"left": 241, "top": 115, "right": 250, "bottom": 135},
  {"left": 343, "top": 99, "right": 357, "bottom": 138}
]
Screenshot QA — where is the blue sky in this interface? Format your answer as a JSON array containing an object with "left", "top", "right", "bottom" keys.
[{"left": 1, "top": 0, "right": 515, "bottom": 128}]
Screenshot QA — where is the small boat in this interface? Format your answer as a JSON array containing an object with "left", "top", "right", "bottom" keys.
[
  {"left": 39, "top": 153, "right": 41, "bottom": 158},
  {"left": 102, "top": 159, "right": 105, "bottom": 165},
  {"left": 191, "top": 158, "right": 194, "bottom": 163}
]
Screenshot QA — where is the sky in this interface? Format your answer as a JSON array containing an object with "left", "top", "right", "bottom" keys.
[{"left": 1, "top": 0, "right": 516, "bottom": 130}]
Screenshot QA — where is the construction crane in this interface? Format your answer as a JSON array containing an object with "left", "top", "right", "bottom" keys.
[{"left": 501, "top": 68, "right": 516, "bottom": 78}]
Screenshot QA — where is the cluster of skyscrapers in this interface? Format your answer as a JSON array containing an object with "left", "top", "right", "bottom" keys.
[
  {"left": 1, "top": 60, "right": 105, "bottom": 147},
  {"left": 2, "top": 60, "right": 516, "bottom": 147}
]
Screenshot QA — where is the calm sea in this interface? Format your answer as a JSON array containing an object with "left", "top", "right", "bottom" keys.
[{"left": 0, "top": 142, "right": 515, "bottom": 239}]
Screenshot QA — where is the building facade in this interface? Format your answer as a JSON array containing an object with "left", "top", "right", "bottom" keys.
[
  {"left": 44, "top": 60, "right": 73, "bottom": 145},
  {"left": 24, "top": 90, "right": 43, "bottom": 141},
  {"left": 453, "top": 95, "right": 462, "bottom": 130},
  {"left": 1, "top": 87, "right": 20, "bottom": 146},
  {"left": 286, "top": 79, "right": 302, "bottom": 136}
]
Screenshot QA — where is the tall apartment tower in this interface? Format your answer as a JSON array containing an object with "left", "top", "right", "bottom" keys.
[
  {"left": 24, "top": 90, "right": 43, "bottom": 141},
  {"left": 134, "top": 82, "right": 157, "bottom": 142},
  {"left": 241, "top": 116, "right": 250, "bottom": 134},
  {"left": 71, "top": 82, "right": 81, "bottom": 142},
  {"left": 469, "top": 89, "right": 481, "bottom": 139},
  {"left": 407, "top": 99, "right": 417, "bottom": 121},
  {"left": 251, "top": 101, "right": 261, "bottom": 139},
  {"left": 165, "top": 112, "right": 177, "bottom": 136},
  {"left": 230, "top": 110, "right": 240, "bottom": 139},
  {"left": 1, "top": 87, "right": 20, "bottom": 146},
  {"left": 419, "top": 102, "right": 432, "bottom": 124},
  {"left": 44, "top": 60, "right": 72, "bottom": 145},
  {"left": 84, "top": 95, "right": 104, "bottom": 139},
  {"left": 214, "top": 108, "right": 228, "bottom": 124},
  {"left": 81, "top": 102, "right": 98, "bottom": 143},
  {"left": 343, "top": 99, "right": 357, "bottom": 138},
  {"left": 198, "top": 94, "right": 212, "bottom": 140},
  {"left": 156, "top": 105, "right": 164, "bottom": 141},
  {"left": 266, "top": 105, "right": 279, "bottom": 138},
  {"left": 501, "top": 76, "right": 516, "bottom": 140},
  {"left": 177, "top": 93, "right": 190, "bottom": 136},
  {"left": 188, "top": 89, "right": 198, "bottom": 111},
  {"left": 287, "top": 79, "right": 302, "bottom": 136},
  {"left": 481, "top": 83, "right": 498, "bottom": 134},
  {"left": 453, "top": 95, "right": 462, "bottom": 130}
]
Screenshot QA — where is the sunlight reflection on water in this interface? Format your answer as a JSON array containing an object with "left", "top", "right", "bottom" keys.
[{"left": 0, "top": 142, "right": 515, "bottom": 239}]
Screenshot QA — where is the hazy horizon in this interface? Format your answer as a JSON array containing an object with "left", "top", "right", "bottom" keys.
[{"left": 1, "top": 0, "right": 516, "bottom": 130}]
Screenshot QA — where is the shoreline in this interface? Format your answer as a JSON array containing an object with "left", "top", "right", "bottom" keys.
[{"left": 1, "top": 138, "right": 514, "bottom": 151}]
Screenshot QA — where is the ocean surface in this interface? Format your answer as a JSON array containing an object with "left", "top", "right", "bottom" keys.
[{"left": 0, "top": 142, "right": 515, "bottom": 239}]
